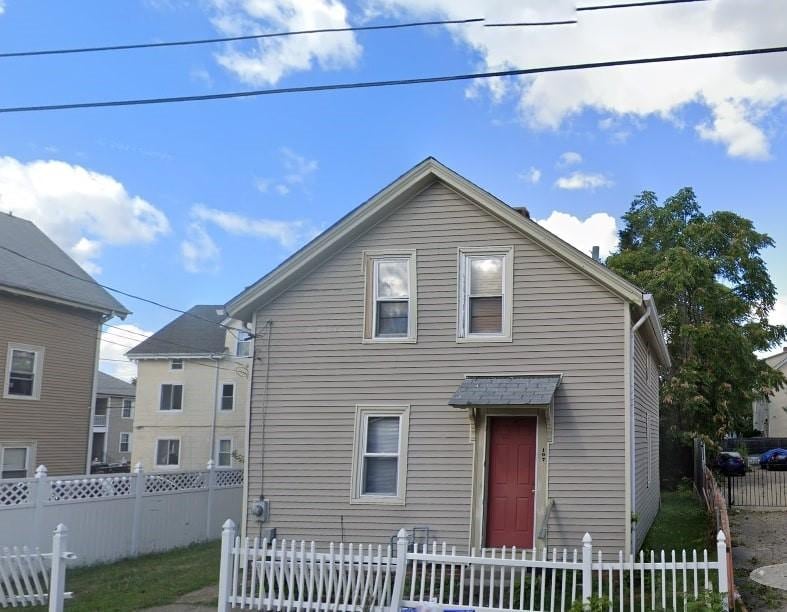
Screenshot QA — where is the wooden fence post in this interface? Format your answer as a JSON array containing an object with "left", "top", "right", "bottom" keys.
[
  {"left": 389, "top": 528, "right": 409, "bottom": 612},
  {"left": 130, "top": 462, "right": 145, "bottom": 557},
  {"left": 716, "top": 530, "right": 729, "bottom": 611},
  {"left": 48, "top": 524, "right": 68, "bottom": 612},
  {"left": 205, "top": 460, "right": 216, "bottom": 540},
  {"left": 217, "top": 519, "right": 237, "bottom": 612},
  {"left": 582, "top": 533, "right": 593, "bottom": 606}
]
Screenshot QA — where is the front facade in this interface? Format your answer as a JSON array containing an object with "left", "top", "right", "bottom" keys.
[
  {"left": 91, "top": 371, "right": 136, "bottom": 465},
  {"left": 754, "top": 348, "right": 787, "bottom": 436},
  {"left": 127, "top": 306, "right": 251, "bottom": 471},
  {"left": 0, "top": 212, "right": 129, "bottom": 477},
  {"left": 228, "top": 159, "right": 669, "bottom": 555}
]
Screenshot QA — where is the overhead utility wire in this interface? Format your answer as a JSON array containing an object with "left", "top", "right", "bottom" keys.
[
  {"left": 2, "top": 43, "right": 785, "bottom": 115},
  {"left": 0, "top": 244, "right": 249, "bottom": 335},
  {"left": 577, "top": 0, "right": 708, "bottom": 11},
  {"left": 0, "top": 18, "right": 484, "bottom": 59},
  {"left": 485, "top": 20, "right": 578, "bottom": 27}
]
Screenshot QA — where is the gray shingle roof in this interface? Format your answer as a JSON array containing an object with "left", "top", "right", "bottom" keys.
[
  {"left": 449, "top": 375, "right": 562, "bottom": 407},
  {"left": 0, "top": 212, "right": 129, "bottom": 315},
  {"left": 126, "top": 305, "right": 228, "bottom": 357},
  {"left": 96, "top": 371, "right": 136, "bottom": 397}
]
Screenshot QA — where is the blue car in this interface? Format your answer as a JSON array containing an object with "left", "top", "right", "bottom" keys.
[{"left": 759, "top": 448, "right": 787, "bottom": 468}]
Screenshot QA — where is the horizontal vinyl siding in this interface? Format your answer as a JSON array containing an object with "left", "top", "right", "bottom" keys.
[
  {"left": 247, "top": 181, "right": 627, "bottom": 551},
  {"left": 0, "top": 293, "right": 100, "bottom": 475},
  {"left": 632, "top": 330, "right": 660, "bottom": 550}
]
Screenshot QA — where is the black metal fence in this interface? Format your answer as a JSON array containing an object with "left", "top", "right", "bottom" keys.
[{"left": 726, "top": 468, "right": 787, "bottom": 507}]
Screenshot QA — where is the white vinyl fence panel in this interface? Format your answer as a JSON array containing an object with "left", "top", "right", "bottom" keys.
[
  {"left": 0, "top": 462, "right": 242, "bottom": 567},
  {"left": 218, "top": 524, "right": 730, "bottom": 612}
]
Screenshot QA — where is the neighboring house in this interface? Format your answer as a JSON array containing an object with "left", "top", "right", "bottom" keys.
[
  {"left": 0, "top": 212, "right": 129, "bottom": 477},
  {"left": 753, "top": 348, "right": 787, "bottom": 436},
  {"left": 226, "top": 158, "right": 670, "bottom": 555},
  {"left": 92, "top": 371, "right": 136, "bottom": 465},
  {"left": 126, "top": 305, "right": 251, "bottom": 471}
]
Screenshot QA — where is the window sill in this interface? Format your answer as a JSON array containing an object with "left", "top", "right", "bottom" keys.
[
  {"left": 2, "top": 393, "right": 40, "bottom": 401},
  {"left": 456, "top": 335, "right": 513, "bottom": 344},
  {"left": 350, "top": 495, "right": 406, "bottom": 506},
  {"left": 362, "top": 337, "right": 417, "bottom": 344}
]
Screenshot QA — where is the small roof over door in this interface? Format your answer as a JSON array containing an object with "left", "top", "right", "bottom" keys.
[{"left": 449, "top": 375, "right": 562, "bottom": 407}]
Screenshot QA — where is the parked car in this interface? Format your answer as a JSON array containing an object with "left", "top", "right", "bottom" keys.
[
  {"left": 764, "top": 450, "right": 787, "bottom": 471},
  {"left": 716, "top": 451, "right": 746, "bottom": 476},
  {"left": 759, "top": 448, "right": 787, "bottom": 468}
]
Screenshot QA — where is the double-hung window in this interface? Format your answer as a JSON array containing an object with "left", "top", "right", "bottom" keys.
[
  {"left": 119, "top": 432, "right": 131, "bottom": 453},
  {"left": 170, "top": 359, "right": 184, "bottom": 371},
  {"left": 236, "top": 332, "right": 253, "bottom": 357},
  {"left": 363, "top": 251, "right": 417, "bottom": 342},
  {"left": 217, "top": 439, "right": 233, "bottom": 467},
  {"left": 121, "top": 399, "right": 134, "bottom": 419},
  {"left": 4, "top": 344, "right": 44, "bottom": 399},
  {"left": 159, "top": 384, "right": 183, "bottom": 411},
  {"left": 351, "top": 405, "right": 409, "bottom": 504},
  {"left": 457, "top": 247, "right": 513, "bottom": 341},
  {"left": 0, "top": 447, "right": 29, "bottom": 479},
  {"left": 220, "top": 384, "right": 234, "bottom": 411},
  {"left": 155, "top": 439, "right": 180, "bottom": 467}
]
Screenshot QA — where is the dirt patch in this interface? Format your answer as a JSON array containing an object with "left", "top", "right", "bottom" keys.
[{"left": 730, "top": 507, "right": 787, "bottom": 611}]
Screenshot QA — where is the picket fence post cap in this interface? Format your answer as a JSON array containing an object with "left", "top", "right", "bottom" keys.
[
  {"left": 53, "top": 523, "right": 68, "bottom": 535},
  {"left": 207, "top": 459, "right": 216, "bottom": 470},
  {"left": 133, "top": 462, "right": 143, "bottom": 473},
  {"left": 582, "top": 533, "right": 592, "bottom": 545},
  {"left": 717, "top": 530, "right": 727, "bottom": 544},
  {"left": 35, "top": 465, "right": 48, "bottom": 478},
  {"left": 222, "top": 519, "right": 236, "bottom": 531}
]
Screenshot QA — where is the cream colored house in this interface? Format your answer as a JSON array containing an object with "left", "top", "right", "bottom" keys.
[
  {"left": 127, "top": 305, "right": 252, "bottom": 471},
  {"left": 754, "top": 348, "right": 787, "bottom": 436},
  {"left": 226, "top": 158, "right": 670, "bottom": 555}
]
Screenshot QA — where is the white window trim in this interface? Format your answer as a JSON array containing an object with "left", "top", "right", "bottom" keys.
[
  {"left": 119, "top": 432, "right": 131, "bottom": 454},
  {"left": 220, "top": 382, "right": 235, "bottom": 411},
  {"left": 216, "top": 437, "right": 233, "bottom": 468},
  {"left": 158, "top": 383, "right": 184, "bottom": 412},
  {"left": 235, "top": 332, "right": 253, "bottom": 357},
  {"left": 0, "top": 442, "right": 35, "bottom": 479},
  {"left": 456, "top": 246, "right": 514, "bottom": 343},
  {"left": 350, "top": 404, "right": 410, "bottom": 505},
  {"left": 3, "top": 343, "right": 45, "bottom": 401},
  {"left": 154, "top": 437, "right": 181, "bottom": 469},
  {"left": 170, "top": 359, "right": 184, "bottom": 371},
  {"left": 121, "top": 399, "right": 134, "bottom": 419},
  {"left": 362, "top": 250, "right": 417, "bottom": 344}
]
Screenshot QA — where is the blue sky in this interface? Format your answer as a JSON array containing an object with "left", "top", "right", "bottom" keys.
[{"left": 0, "top": 0, "right": 785, "bottom": 378}]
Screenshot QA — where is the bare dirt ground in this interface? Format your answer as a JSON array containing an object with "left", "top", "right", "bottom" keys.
[{"left": 730, "top": 507, "right": 787, "bottom": 611}]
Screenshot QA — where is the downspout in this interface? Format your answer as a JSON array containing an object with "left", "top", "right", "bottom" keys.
[{"left": 630, "top": 294, "right": 655, "bottom": 551}]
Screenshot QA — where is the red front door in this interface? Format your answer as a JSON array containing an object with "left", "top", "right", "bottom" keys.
[{"left": 485, "top": 416, "right": 537, "bottom": 548}]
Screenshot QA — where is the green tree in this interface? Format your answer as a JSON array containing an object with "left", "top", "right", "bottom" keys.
[{"left": 607, "top": 188, "right": 786, "bottom": 443}]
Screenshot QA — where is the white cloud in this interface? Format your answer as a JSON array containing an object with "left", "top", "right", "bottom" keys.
[
  {"left": 536, "top": 211, "right": 619, "bottom": 259},
  {"left": 181, "top": 222, "right": 221, "bottom": 273},
  {"left": 554, "top": 171, "right": 613, "bottom": 191},
  {"left": 518, "top": 166, "right": 541, "bottom": 184},
  {"left": 558, "top": 151, "right": 582, "bottom": 166},
  {"left": 210, "top": 0, "right": 362, "bottom": 85},
  {"left": 367, "top": 0, "right": 787, "bottom": 159},
  {"left": 255, "top": 147, "right": 318, "bottom": 195},
  {"left": 100, "top": 324, "right": 153, "bottom": 382},
  {"left": 771, "top": 296, "right": 787, "bottom": 327},
  {"left": 0, "top": 1, "right": 5, "bottom": 15},
  {"left": 0, "top": 157, "right": 170, "bottom": 273}
]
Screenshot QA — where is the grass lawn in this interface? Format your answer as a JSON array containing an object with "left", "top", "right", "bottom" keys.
[
  {"left": 642, "top": 481, "right": 715, "bottom": 555},
  {"left": 46, "top": 540, "right": 220, "bottom": 611}
]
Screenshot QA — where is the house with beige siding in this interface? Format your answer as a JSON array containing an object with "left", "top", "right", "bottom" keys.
[
  {"left": 0, "top": 212, "right": 129, "bottom": 477},
  {"left": 127, "top": 305, "right": 251, "bottom": 471},
  {"left": 226, "top": 158, "right": 670, "bottom": 555},
  {"left": 91, "top": 371, "right": 136, "bottom": 466},
  {"left": 753, "top": 348, "right": 787, "bottom": 436}
]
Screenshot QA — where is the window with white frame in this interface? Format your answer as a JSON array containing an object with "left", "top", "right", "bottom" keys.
[
  {"left": 457, "top": 248, "right": 513, "bottom": 341},
  {"left": 220, "top": 383, "right": 234, "bottom": 411},
  {"left": 0, "top": 446, "right": 30, "bottom": 479},
  {"left": 4, "top": 344, "right": 44, "bottom": 399},
  {"left": 236, "top": 332, "right": 253, "bottom": 357},
  {"left": 121, "top": 399, "right": 134, "bottom": 419},
  {"left": 159, "top": 384, "right": 183, "bottom": 411},
  {"left": 119, "top": 432, "right": 131, "bottom": 454},
  {"left": 351, "top": 405, "right": 409, "bottom": 503},
  {"left": 155, "top": 439, "right": 180, "bottom": 467},
  {"left": 217, "top": 438, "right": 233, "bottom": 467},
  {"left": 363, "top": 252, "right": 417, "bottom": 342},
  {"left": 170, "top": 359, "right": 184, "bottom": 370}
]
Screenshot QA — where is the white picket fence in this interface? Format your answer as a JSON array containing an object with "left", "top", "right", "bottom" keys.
[
  {"left": 218, "top": 522, "right": 729, "bottom": 612},
  {"left": 0, "top": 524, "right": 74, "bottom": 611},
  {"left": 0, "top": 462, "right": 242, "bottom": 567}
]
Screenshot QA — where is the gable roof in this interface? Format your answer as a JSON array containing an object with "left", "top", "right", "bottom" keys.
[
  {"left": 225, "top": 157, "right": 670, "bottom": 366},
  {"left": 96, "top": 371, "right": 136, "bottom": 397},
  {"left": 126, "top": 305, "right": 228, "bottom": 358},
  {"left": 763, "top": 349, "right": 787, "bottom": 371},
  {"left": 0, "top": 212, "right": 129, "bottom": 316}
]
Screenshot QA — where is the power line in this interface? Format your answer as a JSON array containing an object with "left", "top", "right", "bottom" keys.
[
  {"left": 0, "top": 18, "right": 484, "bottom": 59},
  {"left": 2, "top": 43, "right": 785, "bottom": 114},
  {"left": 0, "top": 244, "right": 249, "bottom": 336},
  {"left": 485, "top": 20, "right": 578, "bottom": 27},
  {"left": 577, "top": 0, "right": 708, "bottom": 11}
]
